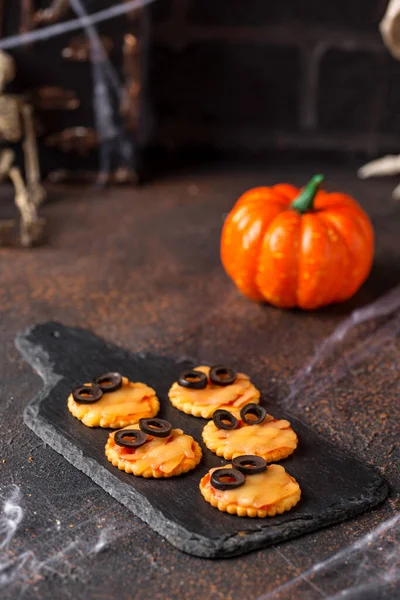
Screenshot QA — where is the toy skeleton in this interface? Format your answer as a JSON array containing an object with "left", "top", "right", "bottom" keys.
[
  {"left": 0, "top": 50, "right": 45, "bottom": 246},
  {"left": 358, "top": 0, "right": 400, "bottom": 199}
]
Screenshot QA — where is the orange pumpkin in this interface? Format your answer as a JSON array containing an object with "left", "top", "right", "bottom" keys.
[{"left": 221, "top": 175, "right": 374, "bottom": 310}]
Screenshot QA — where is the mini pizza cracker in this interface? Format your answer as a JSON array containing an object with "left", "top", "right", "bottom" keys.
[
  {"left": 68, "top": 372, "right": 159, "bottom": 428},
  {"left": 202, "top": 404, "right": 298, "bottom": 461},
  {"left": 168, "top": 365, "right": 260, "bottom": 419},
  {"left": 199, "top": 459, "right": 301, "bottom": 518},
  {"left": 105, "top": 418, "right": 202, "bottom": 478}
]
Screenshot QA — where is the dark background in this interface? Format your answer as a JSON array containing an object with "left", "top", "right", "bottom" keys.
[
  {"left": 150, "top": 0, "right": 394, "bottom": 160},
  {"left": 1, "top": 0, "right": 398, "bottom": 179}
]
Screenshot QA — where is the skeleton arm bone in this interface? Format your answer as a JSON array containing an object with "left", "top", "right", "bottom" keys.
[
  {"left": 22, "top": 103, "right": 39, "bottom": 186},
  {"left": 0, "top": 149, "right": 42, "bottom": 247},
  {"left": 10, "top": 165, "right": 43, "bottom": 246}
]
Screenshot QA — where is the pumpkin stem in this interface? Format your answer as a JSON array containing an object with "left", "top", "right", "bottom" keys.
[{"left": 291, "top": 174, "right": 324, "bottom": 214}]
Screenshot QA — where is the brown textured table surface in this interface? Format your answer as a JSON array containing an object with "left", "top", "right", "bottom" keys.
[{"left": 0, "top": 162, "right": 398, "bottom": 599}]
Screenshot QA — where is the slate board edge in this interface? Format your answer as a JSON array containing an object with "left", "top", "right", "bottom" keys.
[{"left": 16, "top": 325, "right": 389, "bottom": 559}]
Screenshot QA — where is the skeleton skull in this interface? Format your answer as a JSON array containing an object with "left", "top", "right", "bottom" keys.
[
  {"left": 380, "top": 0, "right": 400, "bottom": 60},
  {"left": 0, "top": 51, "right": 16, "bottom": 92}
]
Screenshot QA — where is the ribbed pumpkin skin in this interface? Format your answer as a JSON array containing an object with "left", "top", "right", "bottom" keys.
[{"left": 221, "top": 183, "right": 374, "bottom": 310}]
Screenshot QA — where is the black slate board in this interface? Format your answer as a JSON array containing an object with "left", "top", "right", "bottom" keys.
[{"left": 17, "top": 322, "right": 388, "bottom": 558}]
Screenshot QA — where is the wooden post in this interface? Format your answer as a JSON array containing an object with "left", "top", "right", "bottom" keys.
[
  {"left": 20, "top": 0, "right": 34, "bottom": 33},
  {"left": 0, "top": 0, "right": 6, "bottom": 37}
]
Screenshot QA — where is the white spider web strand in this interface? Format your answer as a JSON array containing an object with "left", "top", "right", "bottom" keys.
[
  {"left": 0, "top": 0, "right": 157, "bottom": 180},
  {"left": 0, "top": 484, "right": 125, "bottom": 594},
  {"left": 0, "top": 485, "right": 23, "bottom": 552},
  {"left": 0, "top": 0, "right": 157, "bottom": 50},
  {"left": 283, "top": 284, "right": 400, "bottom": 410},
  {"left": 69, "top": 0, "right": 122, "bottom": 97},
  {"left": 68, "top": 0, "right": 128, "bottom": 182},
  {"left": 258, "top": 513, "right": 400, "bottom": 600}
]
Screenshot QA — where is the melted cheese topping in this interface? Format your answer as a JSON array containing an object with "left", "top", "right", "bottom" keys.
[
  {"left": 205, "top": 416, "right": 297, "bottom": 456},
  {"left": 204, "top": 464, "right": 300, "bottom": 509},
  {"left": 110, "top": 425, "right": 196, "bottom": 474},
  {"left": 169, "top": 365, "right": 259, "bottom": 408},
  {"left": 69, "top": 377, "right": 157, "bottom": 427}
]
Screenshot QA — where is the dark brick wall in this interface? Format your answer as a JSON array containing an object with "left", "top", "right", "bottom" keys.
[{"left": 149, "top": 0, "right": 400, "bottom": 157}]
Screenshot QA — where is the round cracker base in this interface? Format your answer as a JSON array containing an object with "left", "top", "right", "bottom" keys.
[
  {"left": 199, "top": 478, "right": 301, "bottom": 517},
  {"left": 168, "top": 385, "right": 260, "bottom": 419},
  {"left": 67, "top": 392, "right": 160, "bottom": 429},
  {"left": 105, "top": 436, "right": 202, "bottom": 478},
  {"left": 202, "top": 421, "right": 298, "bottom": 462}
]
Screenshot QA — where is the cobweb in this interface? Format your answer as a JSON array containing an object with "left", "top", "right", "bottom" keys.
[
  {"left": 283, "top": 283, "right": 400, "bottom": 411},
  {"left": 0, "top": 483, "right": 125, "bottom": 598},
  {"left": 0, "top": 0, "right": 157, "bottom": 183},
  {"left": 260, "top": 285, "right": 400, "bottom": 599},
  {"left": 261, "top": 513, "right": 400, "bottom": 600}
]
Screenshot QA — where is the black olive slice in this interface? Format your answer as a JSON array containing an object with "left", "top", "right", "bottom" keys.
[
  {"left": 114, "top": 429, "right": 147, "bottom": 448},
  {"left": 213, "top": 409, "right": 238, "bottom": 431},
  {"left": 178, "top": 369, "right": 208, "bottom": 390},
  {"left": 210, "top": 467, "right": 245, "bottom": 491},
  {"left": 93, "top": 372, "right": 123, "bottom": 393},
  {"left": 240, "top": 403, "right": 266, "bottom": 425},
  {"left": 72, "top": 385, "right": 103, "bottom": 404},
  {"left": 139, "top": 418, "right": 172, "bottom": 438},
  {"left": 232, "top": 455, "right": 267, "bottom": 475},
  {"left": 209, "top": 365, "right": 237, "bottom": 386}
]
